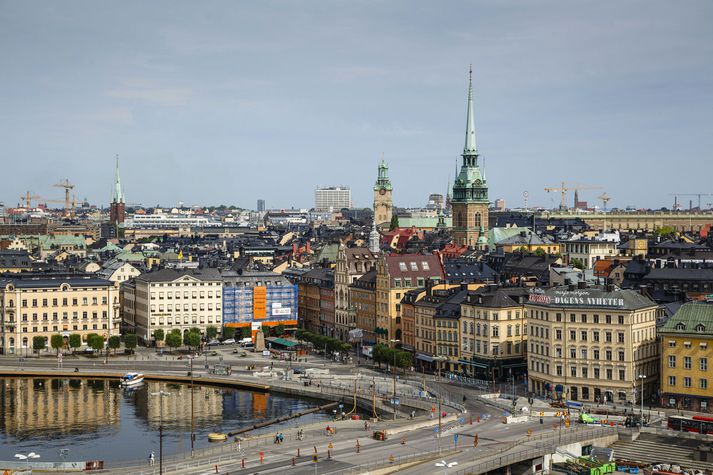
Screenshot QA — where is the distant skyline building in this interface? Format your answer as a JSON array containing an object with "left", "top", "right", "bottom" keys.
[
  {"left": 314, "top": 186, "right": 351, "bottom": 211},
  {"left": 427, "top": 193, "right": 444, "bottom": 211},
  {"left": 257, "top": 199, "right": 265, "bottom": 212},
  {"left": 494, "top": 198, "right": 506, "bottom": 210}
]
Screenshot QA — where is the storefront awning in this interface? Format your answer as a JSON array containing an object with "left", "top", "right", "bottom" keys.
[
  {"left": 502, "top": 362, "right": 528, "bottom": 369},
  {"left": 416, "top": 354, "right": 434, "bottom": 363},
  {"left": 458, "top": 359, "right": 488, "bottom": 369}
]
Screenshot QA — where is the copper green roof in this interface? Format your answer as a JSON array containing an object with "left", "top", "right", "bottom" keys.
[{"left": 660, "top": 303, "right": 713, "bottom": 336}]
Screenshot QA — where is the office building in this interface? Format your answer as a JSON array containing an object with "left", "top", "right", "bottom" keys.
[
  {"left": 314, "top": 186, "right": 351, "bottom": 212},
  {"left": 257, "top": 199, "right": 266, "bottom": 212}
]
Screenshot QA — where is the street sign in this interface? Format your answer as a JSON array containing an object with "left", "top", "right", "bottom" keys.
[
  {"left": 313, "top": 454, "right": 318, "bottom": 463},
  {"left": 453, "top": 434, "right": 459, "bottom": 444}
]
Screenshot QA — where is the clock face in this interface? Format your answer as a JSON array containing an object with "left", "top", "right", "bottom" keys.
[
  {"left": 379, "top": 188, "right": 386, "bottom": 195},
  {"left": 474, "top": 179, "right": 482, "bottom": 186}
]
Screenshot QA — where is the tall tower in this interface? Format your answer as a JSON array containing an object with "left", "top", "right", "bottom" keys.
[
  {"left": 109, "top": 154, "right": 125, "bottom": 226},
  {"left": 373, "top": 158, "right": 393, "bottom": 226},
  {"left": 451, "top": 67, "right": 489, "bottom": 249}
]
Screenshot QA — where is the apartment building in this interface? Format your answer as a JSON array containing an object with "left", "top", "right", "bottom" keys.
[
  {"left": 334, "top": 245, "right": 379, "bottom": 341},
  {"left": 526, "top": 283, "right": 659, "bottom": 403},
  {"left": 375, "top": 254, "right": 444, "bottom": 345},
  {"left": 459, "top": 285, "right": 529, "bottom": 380},
  {"left": 659, "top": 302, "right": 713, "bottom": 411},
  {"left": 562, "top": 239, "right": 618, "bottom": 269},
  {"left": 350, "top": 269, "right": 377, "bottom": 345},
  {"left": 0, "top": 273, "right": 120, "bottom": 355},
  {"left": 122, "top": 268, "right": 222, "bottom": 344},
  {"left": 296, "top": 268, "right": 333, "bottom": 335}
]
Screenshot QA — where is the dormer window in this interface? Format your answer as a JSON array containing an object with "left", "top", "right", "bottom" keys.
[
  {"left": 676, "top": 323, "right": 686, "bottom": 331},
  {"left": 696, "top": 324, "right": 706, "bottom": 332}
]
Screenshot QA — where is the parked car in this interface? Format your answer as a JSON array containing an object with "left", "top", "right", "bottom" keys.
[
  {"left": 222, "top": 338, "right": 236, "bottom": 345},
  {"left": 207, "top": 339, "right": 221, "bottom": 346}
]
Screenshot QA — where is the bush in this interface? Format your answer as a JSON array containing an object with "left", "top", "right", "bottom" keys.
[
  {"left": 33, "top": 336, "right": 46, "bottom": 353},
  {"left": 50, "top": 334, "right": 64, "bottom": 354}
]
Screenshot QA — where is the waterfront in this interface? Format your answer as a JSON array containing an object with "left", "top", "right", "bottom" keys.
[{"left": 0, "top": 377, "right": 332, "bottom": 463}]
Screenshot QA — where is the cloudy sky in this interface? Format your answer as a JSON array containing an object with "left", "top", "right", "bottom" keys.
[{"left": 1, "top": 1, "right": 711, "bottom": 211}]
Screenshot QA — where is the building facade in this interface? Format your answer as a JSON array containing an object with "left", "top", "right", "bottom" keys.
[
  {"left": 451, "top": 68, "right": 489, "bottom": 249},
  {"left": 562, "top": 239, "right": 618, "bottom": 269},
  {"left": 334, "top": 245, "right": 380, "bottom": 341},
  {"left": 0, "top": 273, "right": 120, "bottom": 355},
  {"left": 373, "top": 160, "right": 393, "bottom": 226},
  {"left": 122, "top": 269, "right": 223, "bottom": 344},
  {"left": 350, "top": 269, "right": 377, "bottom": 345},
  {"left": 296, "top": 268, "right": 333, "bottom": 334},
  {"left": 526, "top": 284, "right": 659, "bottom": 403},
  {"left": 659, "top": 303, "right": 713, "bottom": 411},
  {"left": 314, "top": 186, "right": 351, "bottom": 212}
]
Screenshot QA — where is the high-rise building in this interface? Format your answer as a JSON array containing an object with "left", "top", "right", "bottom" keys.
[
  {"left": 314, "top": 186, "right": 351, "bottom": 212},
  {"left": 373, "top": 160, "right": 393, "bottom": 226},
  {"left": 257, "top": 199, "right": 266, "bottom": 212},
  {"left": 451, "top": 67, "right": 489, "bottom": 249}
]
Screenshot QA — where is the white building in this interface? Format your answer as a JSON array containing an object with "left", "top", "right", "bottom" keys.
[
  {"left": 98, "top": 261, "right": 142, "bottom": 283},
  {"left": 314, "top": 186, "right": 351, "bottom": 212},
  {"left": 562, "top": 239, "right": 618, "bottom": 269},
  {"left": 123, "top": 269, "right": 223, "bottom": 343}
]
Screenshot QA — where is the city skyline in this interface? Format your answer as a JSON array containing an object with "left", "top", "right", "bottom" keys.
[{"left": 1, "top": 1, "right": 712, "bottom": 210}]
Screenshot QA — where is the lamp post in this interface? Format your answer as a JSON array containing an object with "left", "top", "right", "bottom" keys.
[
  {"left": 189, "top": 356, "right": 195, "bottom": 457},
  {"left": 389, "top": 339, "right": 400, "bottom": 420},
  {"left": 435, "top": 459, "right": 458, "bottom": 475},
  {"left": 14, "top": 451, "right": 40, "bottom": 473},
  {"left": 151, "top": 390, "right": 171, "bottom": 475},
  {"left": 638, "top": 374, "right": 647, "bottom": 418}
]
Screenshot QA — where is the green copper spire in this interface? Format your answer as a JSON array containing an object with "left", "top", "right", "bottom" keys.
[
  {"left": 374, "top": 156, "right": 393, "bottom": 191},
  {"left": 113, "top": 154, "right": 124, "bottom": 204},
  {"left": 463, "top": 64, "right": 477, "bottom": 157}
]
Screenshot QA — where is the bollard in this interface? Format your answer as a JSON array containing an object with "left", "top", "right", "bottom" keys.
[
  {"left": 327, "top": 450, "right": 331, "bottom": 460},
  {"left": 259, "top": 451, "right": 264, "bottom": 464},
  {"left": 314, "top": 446, "right": 318, "bottom": 453},
  {"left": 469, "top": 416, "right": 473, "bottom": 425},
  {"left": 215, "top": 464, "right": 219, "bottom": 473},
  {"left": 292, "top": 457, "right": 295, "bottom": 466},
  {"left": 297, "top": 447, "right": 301, "bottom": 457},
  {"left": 477, "top": 415, "right": 480, "bottom": 423},
  {"left": 241, "top": 458, "right": 245, "bottom": 468}
]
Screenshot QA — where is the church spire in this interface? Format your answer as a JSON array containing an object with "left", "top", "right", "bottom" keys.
[
  {"left": 463, "top": 65, "right": 477, "bottom": 157},
  {"left": 113, "top": 153, "right": 124, "bottom": 204}
]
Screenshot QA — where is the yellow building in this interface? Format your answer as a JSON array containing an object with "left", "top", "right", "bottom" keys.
[
  {"left": 0, "top": 273, "right": 120, "bottom": 355},
  {"left": 495, "top": 230, "right": 561, "bottom": 255},
  {"left": 526, "top": 284, "right": 659, "bottom": 403},
  {"left": 659, "top": 303, "right": 713, "bottom": 412}
]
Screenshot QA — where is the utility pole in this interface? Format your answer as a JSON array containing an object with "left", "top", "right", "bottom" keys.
[
  {"left": 190, "top": 357, "right": 195, "bottom": 457},
  {"left": 151, "top": 390, "right": 171, "bottom": 475},
  {"left": 437, "top": 397, "right": 442, "bottom": 453}
]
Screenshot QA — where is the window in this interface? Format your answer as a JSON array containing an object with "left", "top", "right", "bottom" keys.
[
  {"left": 556, "top": 366, "right": 562, "bottom": 376},
  {"left": 618, "top": 350, "right": 625, "bottom": 361},
  {"left": 668, "top": 355, "right": 676, "bottom": 368},
  {"left": 606, "top": 369, "right": 613, "bottom": 380},
  {"left": 556, "top": 329, "right": 562, "bottom": 340},
  {"left": 594, "top": 368, "right": 600, "bottom": 379},
  {"left": 581, "top": 349, "right": 588, "bottom": 359},
  {"left": 606, "top": 350, "right": 612, "bottom": 361},
  {"left": 668, "top": 341, "right": 676, "bottom": 348},
  {"left": 570, "top": 314, "right": 576, "bottom": 323},
  {"left": 668, "top": 376, "right": 676, "bottom": 386},
  {"left": 593, "top": 314, "right": 599, "bottom": 324},
  {"left": 570, "top": 330, "right": 576, "bottom": 341},
  {"left": 605, "top": 332, "right": 612, "bottom": 343},
  {"left": 593, "top": 349, "right": 600, "bottom": 360},
  {"left": 570, "top": 348, "right": 576, "bottom": 358},
  {"left": 618, "top": 332, "right": 624, "bottom": 343},
  {"left": 701, "top": 358, "right": 708, "bottom": 371},
  {"left": 618, "top": 315, "right": 624, "bottom": 324},
  {"left": 606, "top": 315, "right": 611, "bottom": 324},
  {"left": 684, "top": 356, "right": 692, "bottom": 370},
  {"left": 556, "top": 348, "right": 562, "bottom": 358},
  {"left": 619, "top": 370, "right": 625, "bottom": 381},
  {"left": 421, "top": 261, "right": 430, "bottom": 271},
  {"left": 571, "top": 366, "right": 577, "bottom": 377},
  {"left": 684, "top": 377, "right": 692, "bottom": 388},
  {"left": 409, "top": 262, "right": 418, "bottom": 271},
  {"left": 593, "top": 331, "right": 600, "bottom": 342},
  {"left": 581, "top": 331, "right": 587, "bottom": 341},
  {"left": 581, "top": 314, "right": 587, "bottom": 323},
  {"left": 582, "top": 367, "right": 588, "bottom": 378},
  {"left": 701, "top": 379, "right": 708, "bottom": 390}
]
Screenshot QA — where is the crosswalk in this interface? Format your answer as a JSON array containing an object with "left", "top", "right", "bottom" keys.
[{"left": 612, "top": 433, "right": 713, "bottom": 472}]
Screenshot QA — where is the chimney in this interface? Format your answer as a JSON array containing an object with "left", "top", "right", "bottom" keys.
[
  {"left": 426, "top": 278, "right": 434, "bottom": 296},
  {"left": 639, "top": 284, "right": 648, "bottom": 296},
  {"left": 292, "top": 242, "right": 297, "bottom": 255},
  {"left": 564, "top": 278, "right": 571, "bottom": 286},
  {"left": 568, "top": 283, "right": 576, "bottom": 291},
  {"left": 306, "top": 241, "right": 311, "bottom": 253},
  {"left": 577, "top": 281, "right": 587, "bottom": 290},
  {"left": 460, "top": 281, "right": 468, "bottom": 291}
]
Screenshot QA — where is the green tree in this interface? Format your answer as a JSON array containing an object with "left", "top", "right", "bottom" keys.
[
  {"left": 274, "top": 324, "right": 285, "bottom": 337},
  {"left": 153, "top": 329, "right": 165, "bottom": 343},
  {"left": 69, "top": 334, "right": 82, "bottom": 353},
  {"left": 184, "top": 330, "right": 201, "bottom": 350},
  {"left": 655, "top": 226, "right": 677, "bottom": 239},
  {"left": 571, "top": 258, "right": 585, "bottom": 270},
  {"left": 124, "top": 333, "right": 138, "bottom": 353},
  {"left": 33, "top": 336, "right": 46, "bottom": 354},
  {"left": 108, "top": 335, "right": 121, "bottom": 355},
  {"left": 389, "top": 215, "right": 399, "bottom": 231},
  {"left": 165, "top": 331, "right": 182, "bottom": 352},
  {"left": 50, "top": 334, "right": 64, "bottom": 355},
  {"left": 206, "top": 326, "right": 218, "bottom": 340},
  {"left": 88, "top": 334, "right": 105, "bottom": 353},
  {"left": 240, "top": 326, "right": 252, "bottom": 339},
  {"left": 222, "top": 326, "right": 236, "bottom": 340},
  {"left": 534, "top": 248, "right": 546, "bottom": 257}
]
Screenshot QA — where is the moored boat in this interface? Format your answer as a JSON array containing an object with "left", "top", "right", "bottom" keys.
[{"left": 120, "top": 372, "right": 145, "bottom": 387}]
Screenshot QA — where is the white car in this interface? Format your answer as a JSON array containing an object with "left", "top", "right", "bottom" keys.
[{"left": 222, "top": 338, "right": 236, "bottom": 345}]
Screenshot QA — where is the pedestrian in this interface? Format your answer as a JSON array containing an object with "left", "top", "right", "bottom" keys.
[
  {"left": 149, "top": 451, "right": 155, "bottom": 466},
  {"left": 279, "top": 432, "right": 284, "bottom": 444}
]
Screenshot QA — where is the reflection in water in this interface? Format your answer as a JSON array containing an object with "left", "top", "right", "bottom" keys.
[{"left": 0, "top": 377, "right": 331, "bottom": 462}]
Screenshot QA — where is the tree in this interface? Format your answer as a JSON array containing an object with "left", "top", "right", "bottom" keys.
[
  {"left": 33, "top": 336, "right": 46, "bottom": 354},
  {"left": 222, "top": 326, "right": 236, "bottom": 340},
  {"left": 274, "top": 324, "right": 285, "bottom": 337},
  {"left": 50, "top": 334, "right": 64, "bottom": 355},
  {"left": 108, "top": 335, "right": 121, "bottom": 355},
  {"left": 124, "top": 334, "right": 138, "bottom": 353},
  {"left": 165, "top": 332, "right": 182, "bottom": 352},
  {"left": 69, "top": 334, "right": 82, "bottom": 353},
  {"left": 206, "top": 326, "right": 218, "bottom": 340},
  {"left": 262, "top": 326, "right": 272, "bottom": 337},
  {"left": 88, "top": 334, "right": 105, "bottom": 354},
  {"left": 389, "top": 215, "right": 399, "bottom": 231},
  {"left": 534, "top": 248, "right": 546, "bottom": 257},
  {"left": 239, "top": 326, "right": 252, "bottom": 339},
  {"left": 571, "top": 258, "right": 585, "bottom": 270},
  {"left": 184, "top": 330, "right": 201, "bottom": 350},
  {"left": 153, "top": 329, "right": 165, "bottom": 343},
  {"left": 655, "top": 226, "right": 677, "bottom": 239}
]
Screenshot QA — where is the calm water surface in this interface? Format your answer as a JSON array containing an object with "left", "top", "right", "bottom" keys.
[{"left": 0, "top": 377, "right": 332, "bottom": 462}]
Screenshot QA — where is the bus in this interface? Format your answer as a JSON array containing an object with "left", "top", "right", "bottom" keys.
[{"left": 668, "top": 415, "right": 713, "bottom": 434}]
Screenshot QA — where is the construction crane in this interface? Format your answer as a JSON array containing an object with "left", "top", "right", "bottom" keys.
[
  {"left": 53, "top": 179, "right": 75, "bottom": 217},
  {"left": 597, "top": 193, "right": 611, "bottom": 211},
  {"left": 20, "top": 191, "right": 42, "bottom": 209},
  {"left": 544, "top": 182, "right": 602, "bottom": 211},
  {"left": 669, "top": 193, "right": 712, "bottom": 210}
]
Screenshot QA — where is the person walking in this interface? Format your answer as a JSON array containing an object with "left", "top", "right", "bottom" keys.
[{"left": 149, "top": 451, "right": 155, "bottom": 466}]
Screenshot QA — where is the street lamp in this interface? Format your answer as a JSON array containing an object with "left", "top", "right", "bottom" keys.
[
  {"left": 435, "top": 459, "right": 458, "bottom": 475},
  {"left": 188, "top": 356, "right": 196, "bottom": 457},
  {"left": 14, "top": 452, "right": 40, "bottom": 472},
  {"left": 151, "top": 390, "right": 171, "bottom": 475},
  {"left": 389, "top": 339, "right": 400, "bottom": 420},
  {"left": 638, "top": 374, "right": 647, "bottom": 419}
]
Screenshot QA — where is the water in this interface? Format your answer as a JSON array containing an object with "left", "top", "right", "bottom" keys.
[{"left": 0, "top": 377, "right": 331, "bottom": 463}]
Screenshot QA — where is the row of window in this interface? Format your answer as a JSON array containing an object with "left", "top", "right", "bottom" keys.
[
  {"left": 462, "top": 339, "right": 520, "bottom": 356},
  {"left": 668, "top": 376, "right": 708, "bottom": 389},
  {"left": 19, "top": 297, "right": 108, "bottom": 307},
  {"left": 16, "top": 311, "right": 108, "bottom": 322},
  {"left": 667, "top": 355, "right": 708, "bottom": 370},
  {"left": 462, "top": 321, "right": 522, "bottom": 337},
  {"left": 151, "top": 291, "right": 219, "bottom": 299},
  {"left": 531, "top": 360, "right": 626, "bottom": 381},
  {"left": 150, "top": 304, "right": 220, "bottom": 312},
  {"left": 152, "top": 316, "right": 221, "bottom": 326},
  {"left": 11, "top": 323, "right": 108, "bottom": 335},
  {"left": 461, "top": 309, "right": 522, "bottom": 321}
]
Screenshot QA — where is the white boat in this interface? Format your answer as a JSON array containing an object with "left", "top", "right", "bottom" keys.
[{"left": 120, "top": 372, "right": 145, "bottom": 387}]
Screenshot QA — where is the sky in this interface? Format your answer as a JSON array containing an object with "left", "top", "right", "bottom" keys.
[{"left": 1, "top": 1, "right": 712, "bottom": 211}]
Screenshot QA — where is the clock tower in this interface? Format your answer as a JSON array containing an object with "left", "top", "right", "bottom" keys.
[
  {"left": 451, "top": 67, "right": 489, "bottom": 249},
  {"left": 373, "top": 159, "right": 393, "bottom": 227}
]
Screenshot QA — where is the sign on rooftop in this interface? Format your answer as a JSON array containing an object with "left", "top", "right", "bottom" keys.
[{"left": 528, "top": 288, "right": 625, "bottom": 308}]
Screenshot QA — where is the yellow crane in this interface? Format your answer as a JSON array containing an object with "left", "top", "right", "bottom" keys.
[
  {"left": 53, "top": 179, "right": 75, "bottom": 217},
  {"left": 544, "top": 182, "right": 602, "bottom": 210},
  {"left": 20, "top": 191, "right": 42, "bottom": 209}
]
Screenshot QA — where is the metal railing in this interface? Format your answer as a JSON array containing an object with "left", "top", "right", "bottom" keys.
[{"left": 322, "top": 448, "right": 460, "bottom": 475}]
